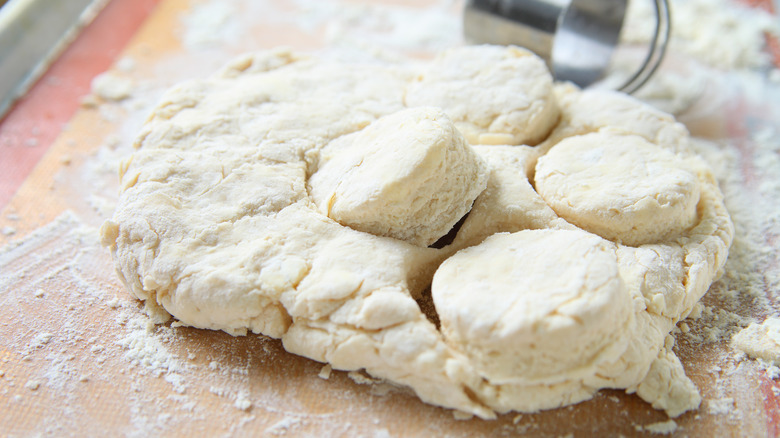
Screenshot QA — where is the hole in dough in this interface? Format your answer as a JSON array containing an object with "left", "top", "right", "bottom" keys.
[
  {"left": 429, "top": 209, "right": 471, "bottom": 249},
  {"left": 414, "top": 286, "right": 441, "bottom": 330}
]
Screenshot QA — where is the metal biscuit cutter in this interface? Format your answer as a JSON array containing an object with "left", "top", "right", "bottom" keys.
[{"left": 464, "top": 0, "right": 671, "bottom": 94}]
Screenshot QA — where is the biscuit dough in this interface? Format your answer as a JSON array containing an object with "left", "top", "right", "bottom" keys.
[
  {"left": 404, "top": 46, "right": 559, "bottom": 146},
  {"left": 433, "top": 229, "right": 633, "bottom": 385},
  {"left": 540, "top": 83, "right": 692, "bottom": 154},
  {"left": 535, "top": 132, "right": 701, "bottom": 246},
  {"left": 102, "top": 46, "right": 734, "bottom": 419},
  {"left": 308, "top": 107, "right": 488, "bottom": 246}
]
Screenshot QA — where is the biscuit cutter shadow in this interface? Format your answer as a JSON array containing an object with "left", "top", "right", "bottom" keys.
[{"left": 464, "top": 0, "right": 671, "bottom": 94}]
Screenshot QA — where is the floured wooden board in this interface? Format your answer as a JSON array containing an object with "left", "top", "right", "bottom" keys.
[{"left": 1, "top": 0, "right": 779, "bottom": 436}]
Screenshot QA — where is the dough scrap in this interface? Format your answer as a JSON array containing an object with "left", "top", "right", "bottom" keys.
[
  {"left": 405, "top": 45, "right": 559, "bottom": 146},
  {"left": 732, "top": 318, "right": 780, "bottom": 365},
  {"left": 102, "top": 46, "right": 734, "bottom": 420},
  {"left": 308, "top": 107, "right": 488, "bottom": 247},
  {"left": 534, "top": 132, "right": 701, "bottom": 246}
]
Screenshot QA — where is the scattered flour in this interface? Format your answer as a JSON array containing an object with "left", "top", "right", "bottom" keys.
[
  {"left": 622, "top": 0, "right": 779, "bottom": 70},
  {"left": 116, "top": 56, "right": 137, "bottom": 73},
  {"left": 311, "top": 0, "right": 461, "bottom": 51},
  {"left": 234, "top": 391, "right": 252, "bottom": 411},
  {"left": 0, "top": 212, "right": 201, "bottom": 433},
  {"left": 266, "top": 416, "right": 302, "bottom": 436},
  {"left": 605, "top": 0, "right": 780, "bottom": 115},
  {"left": 28, "top": 332, "right": 53, "bottom": 349},
  {"left": 116, "top": 311, "right": 187, "bottom": 393},
  {"left": 706, "top": 397, "right": 735, "bottom": 415},
  {"left": 180, "top": 0, "right": 239, "bottom": 50}
]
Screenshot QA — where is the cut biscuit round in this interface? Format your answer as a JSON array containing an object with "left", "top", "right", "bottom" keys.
[
  {"left": 308, "top": 107, "right": 488, "bottom": 247},
  {"left": 540, "top": 85, "right": 692, "bottom": 155},
  {"left": 432, "top": 229, "right": 632, "bottom": 385},
  {"left": 404, "top": 45, "right": 559, "bottom": 146},
  {"left": 535, "top": 132, "right": 701, "bottom": 246}
]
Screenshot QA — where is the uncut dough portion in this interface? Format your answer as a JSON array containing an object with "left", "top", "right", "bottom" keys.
[
  {"left": 448, "top": 145, "right": 575, "bottom": 251},
  {"left": 535, "top": 132, "right": 701, "bottom": 246},
  {"left": 404, "top": 45, "right": 559, "bottom": 146},
  {"left": 433, "top": 229, "right": 633, "bottom": 385},
  {"left": 101, "top": 48, "right": 496, "bottom": 418},
  {"left": 308, "top": 107, "right": 488, "bottom": 247}
]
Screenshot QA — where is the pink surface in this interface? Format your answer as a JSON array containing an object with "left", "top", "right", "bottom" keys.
[{"left": 0, "top": 0, "right": 161, "bottom": 209}]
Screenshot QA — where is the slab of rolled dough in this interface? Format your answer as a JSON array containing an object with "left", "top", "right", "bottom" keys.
[{"left": 102, "top": 46, "right": 733, "bottom": 420}]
